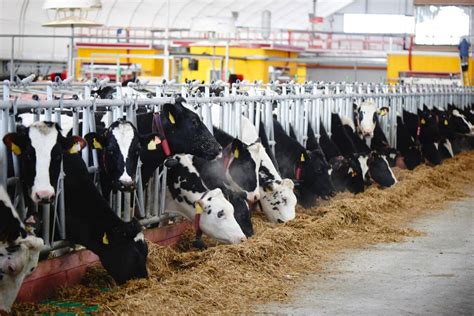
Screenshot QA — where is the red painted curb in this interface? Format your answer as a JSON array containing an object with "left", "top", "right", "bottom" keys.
[{"left": 16, "top": 221, "right": 190, "bottom": 302}]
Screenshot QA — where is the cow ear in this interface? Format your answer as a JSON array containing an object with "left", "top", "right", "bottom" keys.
[
  {"left": 84, "top": 132, "right": 106, "bottom": 150},
  {"left": 163, "top": 98, "right": 186, "bottom": 125},
  {"left": 378, "top": 107, "right": 389, "bottom": 116},
  {"left": 62, "top": 136, "right": 87, "bottom": 154},
  {"left": 231, "top": 138, "right": 246, "bottom": 159},
  {"left": 353, "top": 103, "right": 359, "bottom": 110},
  {"left": 3, "top": 133, "right": 25, "bottom": 156},
  {"left": 139, "top": 133, "right": 161, "bottom": 151}
]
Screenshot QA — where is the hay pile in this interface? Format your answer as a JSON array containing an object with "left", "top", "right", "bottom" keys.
[{"left": 13, "top": 151, "right": 474, "bottom": 314}]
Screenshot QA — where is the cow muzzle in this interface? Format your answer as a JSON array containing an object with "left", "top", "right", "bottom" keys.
[{"left": 33, "top": 190, "right": 55, "bottom": 204}]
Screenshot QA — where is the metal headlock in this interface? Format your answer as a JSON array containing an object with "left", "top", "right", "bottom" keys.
[{"left": 0, "top": 78, "right": 472, "bottom": 255}]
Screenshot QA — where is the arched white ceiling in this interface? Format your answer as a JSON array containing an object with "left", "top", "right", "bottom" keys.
[{"left": 0, "top": 0, "right": 354, "bottom": 60}]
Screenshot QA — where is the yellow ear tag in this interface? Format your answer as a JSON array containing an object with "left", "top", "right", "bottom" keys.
[
  {"left": 351, "top": 171, "right": 358, "bottom": 177},
  {"left": 233, "top": 148, "right": 239, "bottom": 159},
  {"left": 93, "top": 138, "right": 102, "bottom": 150},
  {"left": 147, "top": 139, "right": 157, "bottom": 151},
  {"left": 168, "top": 112, "right": 176, "bottom": 124},
  {"left": 264, "top": 186, "right": 273, "bottom": 193},
  {"left": 444, "top": 119, "right": 448, "bottom": 126},
  {"left": 102, "top": 233, "right": 109, "bottom": 245},
  {"left": 69, "top": 143, "right": 80, "bottom": 154},
  {"left": 379, "top": 109, "right": 386, "bottom": 116},
  {"left": 300, "top": 153, "right": 305, "bottom": 162},
  {"left": 195, "top": 202, "right": 203, "bottom": 215},
  {"left": 11, "top": 143, "right": 21, "bottom": 155},
  {"left": 420, "top": 118, "right": 426, "bottom": 125}
]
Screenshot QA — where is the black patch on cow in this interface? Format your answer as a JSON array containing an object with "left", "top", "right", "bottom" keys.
[{"left": 0, "top": 200, "right": 27, "bottom": 243}]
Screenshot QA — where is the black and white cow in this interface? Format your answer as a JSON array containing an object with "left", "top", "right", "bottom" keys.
[
  {"left": 288, "top": 124, "right": 335, "bottom": 200},
  {"left": 0, "top": 186, "right": 43, "bottom": 312},
  {"left": 212, "top": 127, "right": 263, "bottom": 202},
  {"left": 85, "top": 119, "right": 159, "bottom": 195},
  {"left": 353, "top": 100, "right": 390, "bottom": 139},
  {"left": 396, "top": 115, "right": 423, "bottom": 170},
  {"left": 317, "top": 122, "right": 363, "bottom": 193},
  {"left": 3, "top": 122, "right": 148, "bottom": 284},
  {"left": 241, "top": 117, "right": 297, "bottom": 223},
  {"left": 273, "top": 119, "right": 333, "bottom": 208},
  {"left": 333, "top": 113, "right": 396, "bottom": 189},
  {"left": 165, "top": 154, "right": 247, "bottom": 244},
  {"left": 403, "top": 108, "right": 442, "bottom": 165}
]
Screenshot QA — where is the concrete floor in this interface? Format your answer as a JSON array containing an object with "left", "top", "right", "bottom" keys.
[{"left": 260, "top": 196, "right": 474, "bottom": 315}]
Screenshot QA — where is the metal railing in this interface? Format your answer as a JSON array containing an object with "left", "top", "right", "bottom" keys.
[{"left": 0, "top": 78, "right": 472, "bottom": 254}]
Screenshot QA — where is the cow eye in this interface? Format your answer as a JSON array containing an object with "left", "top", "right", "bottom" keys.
[
  {"left": 217, "top": 210, "right": 224, "bottom": 218},
  {"left": 192, "top": 118, "right": 199, "bottom": 127}
]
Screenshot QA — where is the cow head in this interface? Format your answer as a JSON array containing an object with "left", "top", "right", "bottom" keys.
[
  {"left": 418, "top": 106, "right": 440, "bottom": 142},
  {"left": 85, "top": 120, "right": 157, "bottom": 192},
  {"left": 0, "top": 186, "right": 43, "bottom": 313},
  {"left": 307, "top": 149, "right": 335, "bottom": 198},
  {"left": 296, "top": 150, "right": 335, "bottom": 207},
  {"left": 259, "top": 179, "right": 297, "bottom": 223},
  {"left": 345, "top": 156, "right": 365, "bottom": 194},
  {"left": 366, "top": 152, "right": 397, "bottom": 187},
  {"left": 161, "top": 98, "right": 222, "bottom": 159},
  {"left": 3, "top": 122, "right": 87, "bottom": 204},
  {"left": 225, "top": 140, "right": 263, "bottom": 202},
  {"left": 194, "top": 188, "right": 247, "bottom": 244},
  {"left": 98, "top": 218, "right": 148, "bottom": 284},
  {"left": 222, "top": 189, "right": 253, "bottom": 237},
  {"left": 354, "top": 101, "right": 389, "bottom": 138},
  {"left": 448, "top": 106, "right": 473, "bottom": 135}
]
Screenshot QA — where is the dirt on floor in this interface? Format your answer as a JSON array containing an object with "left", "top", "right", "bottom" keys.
[{"left": 13, "top": 151, "right": 474, "bottom": 315}]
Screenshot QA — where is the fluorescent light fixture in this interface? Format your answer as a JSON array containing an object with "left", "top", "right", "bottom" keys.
[{"left": 344, "top": 14, "right": 414, "bottom": 34}]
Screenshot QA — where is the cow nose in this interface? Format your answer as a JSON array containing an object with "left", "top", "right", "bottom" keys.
[
  {"left": 240, "top": 236, "right": 247, "bottom": 243},
  {"left": 120, "top": 179, "right": 136, "bottom": 190},
  {"left": 6, "top": 263, "right": 17, "bottom": 275},
  {"left": 35, "top": 190, "right": 55, "bottom": 203}
]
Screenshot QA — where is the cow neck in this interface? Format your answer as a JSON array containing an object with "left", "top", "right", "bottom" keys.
[
  {"left": 294, "top": 154, "right": 304, "bottom": 181},
  {"left": 193, "top": 191, "right": 208, "bottom": 240},
  {"left": 221, "top": 142, "right": 234, "bottom": 173},
  {"left": 152, "top": 112, "right": 172, "bottom": 157}
]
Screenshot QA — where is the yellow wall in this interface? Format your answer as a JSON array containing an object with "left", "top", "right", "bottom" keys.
[
  {"left": 387, "top": 53, "right": 474, "bottom": 86},
  {"left": 76, "top": 47, "right": 164, "bottom": 79},
  {"left": 181, "top": 46, "right": 299, "bottom": 83}
]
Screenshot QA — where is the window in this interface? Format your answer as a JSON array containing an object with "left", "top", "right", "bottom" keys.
[
  {"left": 343, "top": 14, "right": 414, "bottom": 34},
  {"left": 414, "top": 6, "right": 470, "bottom": 45}
]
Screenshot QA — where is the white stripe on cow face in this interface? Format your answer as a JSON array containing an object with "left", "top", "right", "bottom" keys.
[
  {"left": 381, "top": 155, "right": 397, "bottom": 184},
  {"left": 111, "top": 123, "right": 135, "bottom": 183},
  {"left": 29, "top": 122, "right": 58, "bottom": 203}
]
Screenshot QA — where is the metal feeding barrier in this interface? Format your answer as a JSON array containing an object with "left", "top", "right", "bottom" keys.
[{"left": 0, "top": 78, "right": 473, "bottom": 254}]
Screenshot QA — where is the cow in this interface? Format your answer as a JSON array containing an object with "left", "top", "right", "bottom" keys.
[
  {"left": 337, "top": 115, "right": 397, "bottom": 188},
  {"left": 288, "top": 124, "right": 336, "bottom": 199},
  {"left": 396, "top": 115, "right": 423, "bottom": 170},
  {"left": 240, "top": 116, "right": 297, "bottom": 223},
  {"left": 273, "top": 118, "right": 333, "bottom": 208},
  {"left": 136, "top": 98, "right": 222, "bottom": 184},
  {"left": 353, "top": 100, "right": 390, "bottom": 140},
  {"left": 403, "top": 107, "right": 442, "bottom": 165},
  {"left": 0, "top": 186, "right": 43, "bottom": 313},
  {"left": 212, "top": 127, "right": 263, "bottom": 202},
  {"left": 317, "top": 122, "right": 363, "bottom": 193},
  {"left": 165, "top": 154, "right": 247, "bottom": 244},
  {"left": 84, "top": 119, "right": 159, "bottom": 195},
  {"left": 3, "top": 122, "right": 149, "bottom": 284}
]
